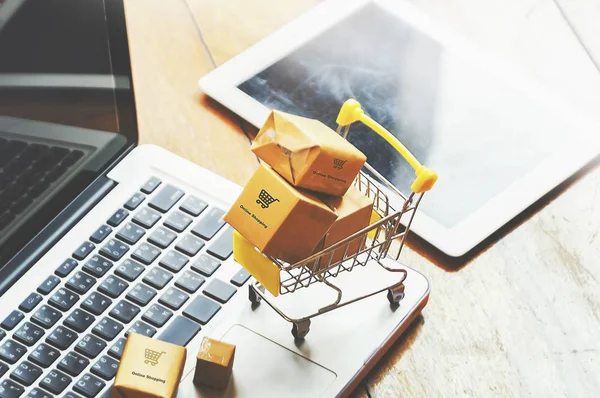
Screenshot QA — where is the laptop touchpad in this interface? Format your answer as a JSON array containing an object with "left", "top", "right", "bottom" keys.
[{"left": 179, "top": 325, "right": 337, "bottom": 397}]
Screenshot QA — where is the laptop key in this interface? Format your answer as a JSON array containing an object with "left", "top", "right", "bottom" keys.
[
  {"left": 124, "top": 192, "right": 145, "bottom": 211},
  {"left": 158, "top": 287, "right": 189, "bottom": 310},
  {"left": 98, "top": 276, "right": 128, "bottom": 299},
  {"left": 14, "top": 322, "right": 44, "bottom": 347},
  {"left": 61, "top": 149, "right": 84, "bottom": 167},
  {"left": 89, "top": 225, "right": 112, "bottom": 244},
  {"left": 49, "top": 288, "right": 80, "bottom": 312},
  {"left": 0, "top": 379, "right": 25, "bottom": 398},
  {"left": 142, "top": 267, "right": 173, "bottom": 290},
  {"left": 0, "top": 339, "right": 27, "bottom": 364},
  {"left": 83, "top": 256, "right": 113, "bottom": 278},
  {"left": 114, "top": 259, "right": 144, "bottom": 282},
  {"left": 1, "top": 310, "right": 24, "bottom": 330},
  {"left": 10, "top": 360, "right": 43, "bottom": 386},
  {"left": 0, "top": 361, "right": 7, "bottom": 377},
  {"left": 72, "top": 241, "right": 95, "bottom": 261},
  {"left": 180, "top": 196, "right": 207, "bottom": 217},
  {"left": 64, "top": 309, "right": 95, "bottom": 333},
  {"left": 58, "top": 351, "right": 89, "bottom": 377},
  {"left": 75, "top": 334, "right": 106, "bottom": 361},
  {"left": 175, "top": 235, "right": 204, "bottom": 257},
  {"left": 142, "top": 304, "right": 173, "bottom": 328},
  {"left": 66, "top": 272, "right": 97, "bottom": 295},
  {"left": 108, "top": 338, "right": 126, "bottom": 360},
  {"left": 55, "top": 258, "right": 78, "bottom": 278},
  {"left": 140, "top": 176, "right": 161, "bottom": 194},
  {"left": 125, "top": 320, "right": 156, "bottom": 338},
  {"left": 158, "top": 316, "right": 201, "bottom": 346},
  {"left": 131, "top": 243, "right": 161, "bottom": 265},
  {"left": 28, "top": 343, "right": 60, "bottom": 368},
  {"left": 37, "top": 275, "right": 61, "bottom": 295},
  {"left": 203, "top": 279, "right": 236, "bottom": 304},
  {"left": 148, "top": 184, "right": 185, "bottom": 213},
  {"left": 0, "top": 329, "right": 4, "bottom": 342},
  {"left": 183, "top": 296, "right": 221, "bottom": 325},
  {"left": 116, "top": 223, "right": 145, "bottom": 245},
  {"left": 91, "top": 355, "right": 119, "bottom": 381},
  {"left": 50, "top": 146, "right": 69, "bottom": 159},
  {"left": 81, "top": 292, "right": 112, "bottom": 316},
  {"left": 39, "top": 369, "right": 72, "bottom": 395},
  {"left": 132, "top": 207, "right": 161, "bottom": 229},
  {"left": 159, "top": 250, "right": 188, "bottom": 273},
  {"left": 25, "top": 387, "right": 53, "bottom": 398},
  {"left": 191, "top": 255, "right": 220, "bottom": 277},
  {"left": 207, "top": 226, "right": 233, "bottom": 260},
  {"left": 74, "top": 373, "right": 105, "bottom": 398},
  {"left": 176, "top": 271, "right": 205, "bottom": 294},
  {"left": 99, "top": 239, "right": 129, "bottom": 262},
  {"left": 126, "top": 284, "right": 157, "bottom": 307},
  {"left": 92, "top": 318, "right": 123, "bottom": 342},
  {"left": 31, "top": 305, "right": 61, "bottom": 329},
  {"left": 109, "top": 300, "right": 140, "bottom": 324},
  {"left": 46, "top": 326, "right": 77, "bottom": 350},
  {"left": 147, "top": 226, "right": 176, "bottom": 249},
  {"left": 191, "top": 208, "right": 225, "bottom": 240},
  {"left": 164, "top": 211, "right": 192, "bottom": 233},
  {"left": 231, "top": 268, "right": 251, "bottom": 287},
  {"left": 107, "top": 208, "right": 128, "bottom": 227}
]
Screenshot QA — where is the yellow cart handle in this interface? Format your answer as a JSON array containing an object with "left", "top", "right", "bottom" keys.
[{"left": 336, "top": 99, "right": 438, "bottom": 193}]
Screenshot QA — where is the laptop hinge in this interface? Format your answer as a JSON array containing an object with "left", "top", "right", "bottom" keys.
[{"left": 0, "top": 176, "right": 117, "bottom": 296}]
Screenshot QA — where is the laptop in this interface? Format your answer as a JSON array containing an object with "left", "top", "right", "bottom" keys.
[{"left": 0, "top": 1, "right": 430, "bottom": 397}]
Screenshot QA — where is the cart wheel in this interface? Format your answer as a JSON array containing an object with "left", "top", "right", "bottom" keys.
[
  {"left": 248, "top": 285, "right": 261, "bottom": 305},
  {"left": 387, "top": 284, "right": 405, "bottom": 304},
  {"left": 291, "top": 320, "right": 311, "bottom": 339}
]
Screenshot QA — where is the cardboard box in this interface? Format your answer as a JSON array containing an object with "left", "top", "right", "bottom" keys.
[
  {"left": 111, "top": 333, "right": 186, "bottom": 398},
  {"left": 316, "top": 186, "right": 373, "bottom": 269},
  {"left": 193, "top": 337, "right": 235, "bottom": 389},
  {"left": 224, "top": 163, "right": 337, "bottom": 264},
  {"left": 251, "top": 110, "right": 367, "bottom": 196}
]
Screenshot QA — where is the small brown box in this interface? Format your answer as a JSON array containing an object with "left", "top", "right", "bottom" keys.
[
  {"left": 317, "top": 186, "right": 373, "bottom": 269},
  {"left": 223, "top": 163, "right": 338, "bottom": 264},
  {"left": 193, "top": 337, "right": 236, "bottom": 390},
  {"left": 251, "top": 110, "right": 366, "bottom": 196}
]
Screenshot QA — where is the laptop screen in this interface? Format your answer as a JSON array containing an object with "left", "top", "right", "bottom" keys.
[{"left": 0, "top": 0, "right": 137, "bottom": 267}]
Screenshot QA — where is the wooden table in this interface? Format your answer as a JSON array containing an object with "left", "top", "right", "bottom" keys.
[{"left": 124, "top": 1, "right": 600, "bottom": 396}]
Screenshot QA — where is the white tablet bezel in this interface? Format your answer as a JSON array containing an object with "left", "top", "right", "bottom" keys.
[{"left": 199, "top": 0, "right": 599, "bottom": 257}]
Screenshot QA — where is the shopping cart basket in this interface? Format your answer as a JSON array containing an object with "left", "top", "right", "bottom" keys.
[
  {"left": 233, "top": 99, "right": 438, "bottom": 338},
  {"left": 144, "top": 349, "right": 166, "bottom": 366},
  {"left": 256, "top": 189, "right": 280, "bottom": 209}
]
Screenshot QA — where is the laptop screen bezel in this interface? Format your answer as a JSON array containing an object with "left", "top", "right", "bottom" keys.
[{"left": 0, "top": 0, "right": 139, "bottom": 277}]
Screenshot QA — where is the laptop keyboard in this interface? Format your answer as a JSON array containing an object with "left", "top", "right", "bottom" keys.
[
  {"left": 0, "top": 138, "right": 85, "bottom": 231},
  {"left": 0, "top": 177, "right": 251, "bottom": 397}
]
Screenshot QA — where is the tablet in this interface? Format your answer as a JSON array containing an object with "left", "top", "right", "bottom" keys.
[{"left": 199, "top": 0, "right": 599, "bottom": 257}]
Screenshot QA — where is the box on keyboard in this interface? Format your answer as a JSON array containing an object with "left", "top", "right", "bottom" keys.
[
  {"left": 251, "top": 110, "right": 366, "bottom": 196},
  {"left": 111, "top": 333, "right": 186, "bottom": 398},
  {"left": 224, "top": 163, "right": 337, "bottom": 264}
]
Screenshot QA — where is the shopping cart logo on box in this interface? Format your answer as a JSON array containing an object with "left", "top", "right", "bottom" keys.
[
  {"left": 256, "top": 189, "right": 279, "bottom": 208},
  {"left": 333, "top": 158, "right": 347, "bottom": 170},
  {"left": 144, "top": 348, "right": 166, "bottom": 366}
]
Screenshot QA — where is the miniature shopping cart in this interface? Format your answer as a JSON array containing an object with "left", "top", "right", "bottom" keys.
[
  {"left": 233, "top": 99, "right": 438, "bottom": 338},
  {"left": 256, "top": 189, "right": 280, "bottom": 208},
  {"left": 144, "top": 349, "right": 166, "bottom": 366}
]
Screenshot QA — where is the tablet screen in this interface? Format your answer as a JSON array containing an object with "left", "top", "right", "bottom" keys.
[{"left": 238, "top": 3, "right": 578, "bottom": 228}]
